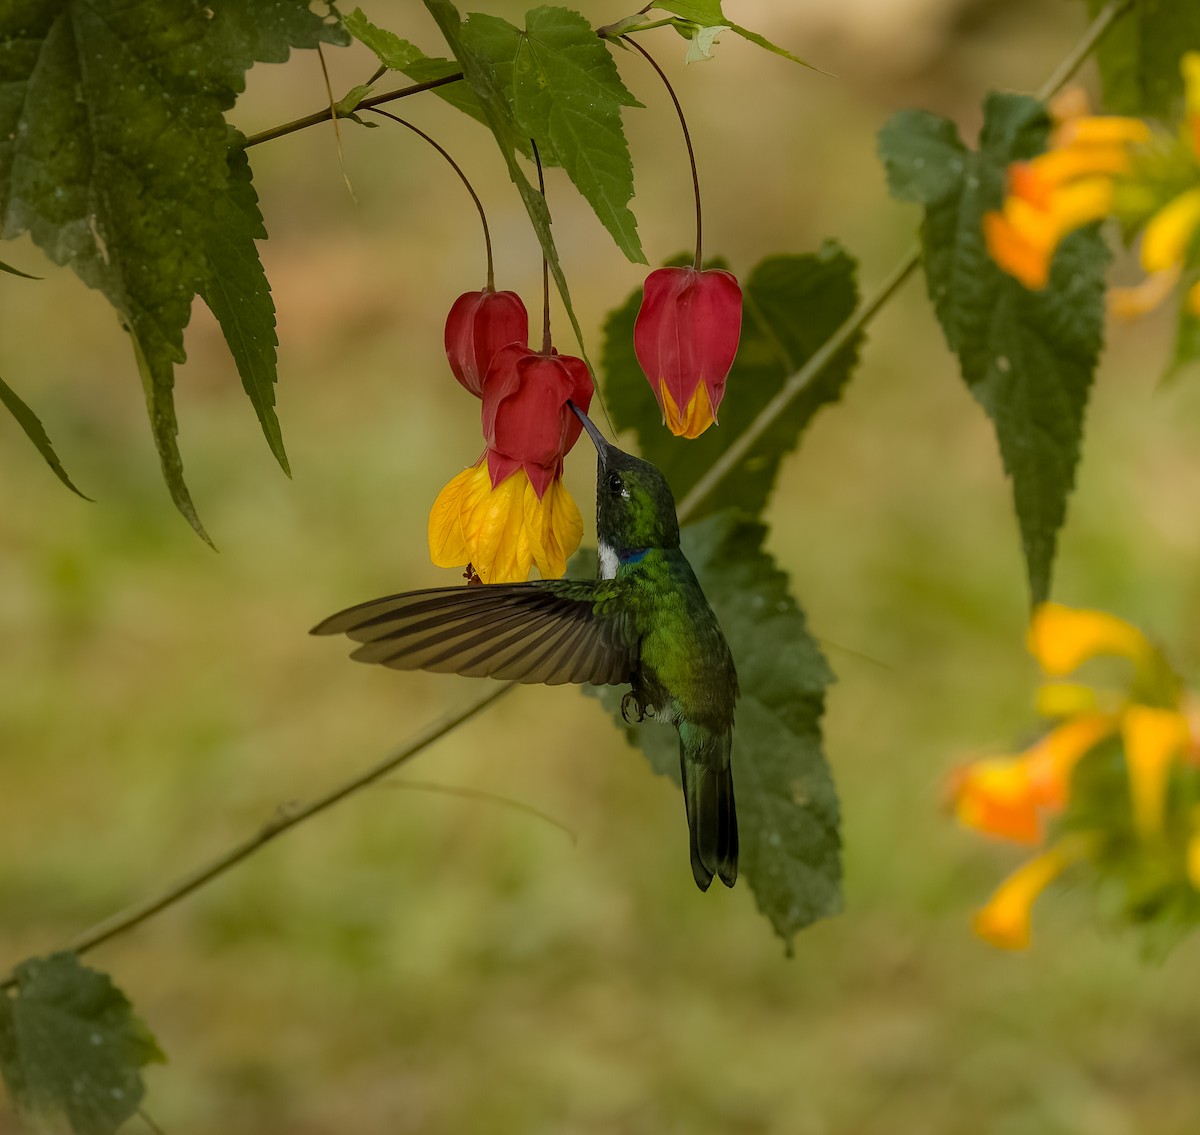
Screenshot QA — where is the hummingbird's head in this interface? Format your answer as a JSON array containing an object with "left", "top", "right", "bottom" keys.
[{"left": 569, "top": 402, "right": 680, "bottom": 555}]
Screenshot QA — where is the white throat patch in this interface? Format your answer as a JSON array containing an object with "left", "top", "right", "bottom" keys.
[{"left": 598, "top": 540, "right": 619, "bottom": 580}]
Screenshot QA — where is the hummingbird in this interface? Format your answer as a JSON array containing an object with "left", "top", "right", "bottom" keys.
[{"left": 311, "top": 404, "right": 739, "bottom": 890}]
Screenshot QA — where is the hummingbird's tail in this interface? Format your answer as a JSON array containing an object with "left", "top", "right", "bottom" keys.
[{"left": 679, "top": 725, "right": 738, "bottom": 891}]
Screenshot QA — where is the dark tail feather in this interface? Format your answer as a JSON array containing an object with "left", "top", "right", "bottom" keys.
[{"left": 680, "top": 729, "right": 738, "bottom": 891}]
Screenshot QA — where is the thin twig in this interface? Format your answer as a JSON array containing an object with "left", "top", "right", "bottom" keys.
[
  {"left": 677, "top": 0, "right": 1134, "bottom": 521},
  {"left": 240, "top": 73, "right": 464, "bottom": 150},
  {"left": 317, "top": 45, "right": 358, "bottom": 204},
  {"left": 0, "top": 685, "right": 514, "bottom": 991},
  {"left": 377, "top": 779, "right": 578, "bottom": 845}
]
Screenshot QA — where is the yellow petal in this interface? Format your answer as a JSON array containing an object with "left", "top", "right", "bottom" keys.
[
  {"left": 660, "top": 378, "right": 716, "bottom": 439},
  {"left": 1054, "top": 116, "right": 1151, "bottom": 148},
  {"left": 952, "top": 757, "right": 1043, "bottom": 845},
  {"left": 1046, "top": 176, "right": 1114, "bottom": 230},
  {"left": 1027, "top": 602, "right": 1151, "bottom": 676},
  {"left": 972, "top": 843, "right": 1078, "bottom": 951},
  {"left": 1021, "top": 146, "right": 1131, "bottom": 193},
  {"left": 428, "top": 463, "right": 490, "bottom": 568},
  {"left": 1109, "top": 265, "right": 1183, "bottom": 321},
  {"left": 464, "top": 468, "right": 533, "bottom": 583},
  {"left": 1025, "top": 713, "right": 1117, "bottom": 809},
  {"left": 524, "top": 475, "right": 584, "bottom": 579},
  {"left": 1139, "top": 187, "right": 1200, "bottom": 274},
  {"left": 983, "top": 209, "right": 1052, "bottom": 290},
  {"left": 1035, "top": 682, "right": 1099, "bottom": 718},
  {"left": 1122, "top": 705, "right": 1190, "bottom": 838}
]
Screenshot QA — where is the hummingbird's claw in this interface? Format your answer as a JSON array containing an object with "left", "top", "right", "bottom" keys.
[{"left": 621, "top": 690, "right": 646, "bottom": 724}]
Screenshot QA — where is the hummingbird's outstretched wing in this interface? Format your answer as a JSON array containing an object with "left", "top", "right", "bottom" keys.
[{"left": 311, "top": 581, "right": 638, "bottom": 687}]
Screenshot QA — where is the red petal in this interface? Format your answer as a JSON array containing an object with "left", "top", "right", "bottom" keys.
[{"left": 444, "top": 289, "right": 528, "bottom": 397}]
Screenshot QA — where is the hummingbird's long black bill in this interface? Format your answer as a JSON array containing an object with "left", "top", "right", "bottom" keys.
[{"left": 568, "top": 400, "right": 610, "bottom": 457}]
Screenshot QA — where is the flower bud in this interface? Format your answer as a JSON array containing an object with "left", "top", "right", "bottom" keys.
[
  {"left": 481, "top": 345, "right": 594, "bottom": 498},
  {"left": 633, "top": 266, "right": 742, "bottom": 438},
  {"left": 444, "top": 288, "right": 529, "bottom": 396}
]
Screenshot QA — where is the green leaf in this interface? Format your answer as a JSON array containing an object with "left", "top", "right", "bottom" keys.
[
  {"left": 879, "top": 93, "right": 1108, "bottom": 605},
  {"left": 653, "top": 1, "right": 726, "bottom": 23},
  {"left": 458, "top": 6, "right": 645, "bottom": 263},
  {"left": 586, "top": 511, "right": 841, "bottom": 948},
  {"left": 1086, "top": 0, "right": 1200, "bottom": 118},
  {"left": 0, "top": 953, "right": 165, "bottom": 1135},
  {"left": 726, "top": 22, "right": 819, "bottom": 69},
  {"left": 0, "top": 375, "right": 90, "bottom": 499},
  {"left": 684, "top": 26, "right": 729, "bottom": 64},
  {"left": 0, "top": 257, "right": 40, "bottom": 280},
  {"left": 0, "top": 1, "right": 342, "bottom": 538},
  {"left": 424, "top": 0, "right": 591, "bottom": 363},
  {"left": 601, "top": 245, "right": 861, "bottom": 522},
  {"left": 199, "top": 136, "right": 288, "bottom": 476}
]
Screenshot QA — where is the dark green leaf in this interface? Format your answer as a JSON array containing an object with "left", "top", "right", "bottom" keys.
[
  {"left": 0, "top": 1, "right": 341, "bottom": 537},
  {"left": 0, "top": 257, "right": 40, "bottom": 279},
  {"left": 586, "top": 511, "right": 841, "bottom": 948},
  {"left": 879, "top": 93, "right": 1108, "bottom": 605},
  {"left": 0, "top": 953, "right": 165, "bottom": 1135},
  {"left": 456, "top": 7, "right": 644, "bottom": 262},
  {"left": 343, "top": 8, "right": 485, "bottom": 128},
  {"left": 424, "top": 0, "right": 591, "bottom": 363},
  {"left": 199, "top": 136, "right": 288, "bottom": 476},
  {"left": 601, "top": 245, "right": 861, "bottom": 522},
  {"left": 1087, "top": 0, "right": 1200, "bottom": 118},
  {"left": 0, "top": 375, "right": 90, "bottom": 499}
]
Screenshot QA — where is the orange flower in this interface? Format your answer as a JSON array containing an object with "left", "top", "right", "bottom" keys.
[
  {"left": 983, "top": 107, "right": 1148, "bottom": 290},
  {"left": 1121, "top": 706, "right": 1191, "bottom": 838},
  {"left": 1026, "top": 602, "right": 1152, "bottom": 677},
  {"left": 952, "top": 714, "right": 1116, "bottom": 844}
]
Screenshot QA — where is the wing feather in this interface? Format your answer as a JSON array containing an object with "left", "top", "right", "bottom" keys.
[{"left": 313, "top": 582, "right": 637, "bottom": 687}]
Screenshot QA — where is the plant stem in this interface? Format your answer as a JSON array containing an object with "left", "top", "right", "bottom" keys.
[
  {"left": 0, "top": 684, "right": 514, "bottom": 991},
  {"left": 622, "top": 35, "right": 703, "bottom": 268},
  {"left": 368, "top": 107, "right": 495, "bottom": 289},
  {"left": 240, "top": 73, "right": 464, "bottom": 150},
  {"left": 678, "top": 0, "right": 1133, "bottom": 520},
  {"left": 531, "top": 138, "right": 552, "bottom": 353}
]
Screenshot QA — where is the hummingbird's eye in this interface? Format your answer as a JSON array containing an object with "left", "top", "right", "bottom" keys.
[{"left": 606, "top": 471, "right": 624, "bottom": 496}]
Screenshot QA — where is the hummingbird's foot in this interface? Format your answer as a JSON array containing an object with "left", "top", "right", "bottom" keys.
[
  {"left": 463, "top": 563, "right": 482, "bottom": 587},
  {"left": 621, "top": 690, "right": 647, "bottom": 724}
]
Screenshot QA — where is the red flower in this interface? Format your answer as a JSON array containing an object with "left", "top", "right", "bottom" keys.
[
  {"left": 481, "top": 345, "right": 594, "bottom": 497},
  {"left": 633, "top": 266, "right": 742, "bottom": 438},
  {"left": 444, "top": 288, "right": 529, "bottom": 396}
]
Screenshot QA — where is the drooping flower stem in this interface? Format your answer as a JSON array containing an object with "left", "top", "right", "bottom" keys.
[
  {"left": 531, "top": 138, "right": 553, "bottom": 353},
  {"left": 623, "top": 35, "right": 704, "bottom": 268},
  {"left": 368, "top": 107, "right": 495, "bottom": 288}
]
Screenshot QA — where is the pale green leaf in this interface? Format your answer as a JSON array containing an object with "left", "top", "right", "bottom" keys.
[{"left": 685, "top": 25, "right": 728, "bottom": 63}]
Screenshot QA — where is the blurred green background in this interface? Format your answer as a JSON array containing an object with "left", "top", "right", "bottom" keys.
[{"left": 4, "top": 1, "right": 1200, "bottom": 1132}]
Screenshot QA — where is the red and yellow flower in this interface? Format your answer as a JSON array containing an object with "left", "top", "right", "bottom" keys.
[
  {"left": 428, "top": 341, "right": 593, "bottom": 584},
  {"left": 633, "top": 266, "right": 742, "bottom": 438},
  {"left": 950, "top": 603, "right": 1198, "bottom": 951}
]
